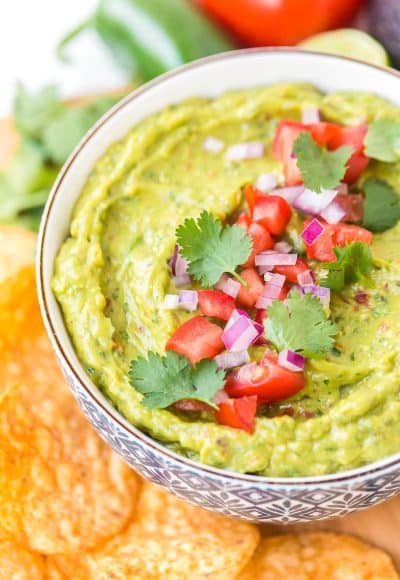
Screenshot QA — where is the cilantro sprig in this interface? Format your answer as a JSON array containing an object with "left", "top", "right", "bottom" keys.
[
  {"left": 293, "top": 132, "right": 353, "bottom": 193},
  {"left": 365, "top": 119, "right": 400, "bottom": 163},
  {"left": 176, "top": 211, "right": 252, "bottom": 287},
  {"left": 320, "top": 242, "right": 373, "bottom": 292},
  {"left": 264, "top": 291, "right": 337, "bottom": 357},
  {"left": 362, "top": 179, "right": 400, "bottom": 232},
  {"left": 129, "top": 351, "right": 225, "bottom": 409}
]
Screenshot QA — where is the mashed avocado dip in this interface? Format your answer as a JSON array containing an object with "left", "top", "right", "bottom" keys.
[{"left": 52, "top": 83, "right": 400, "bottom": 477}]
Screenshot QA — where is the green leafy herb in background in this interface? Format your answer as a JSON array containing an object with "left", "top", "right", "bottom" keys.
[
  {"left": 362, "top": 178, "right": 400, "bottom": 232},
  {"left": 129, "top": 351, "right": 225, "bottom": 409},
  {"left": 320, "top": 242, "right": 373, "bottom": 292},
  {"left": 364, "top": 119, "right": 400, "bottom": 163},
  {"left": 176, "top": 211, "right": 252, "bottom": 287},
  {"left": 293, "top": 132, "right": 353, "bottom": 193},
  {"left": 0, "top": 83, "right": 120, "bottom": 230},
  {"left": 264, "top": 291, "right": 337, "bottom": 357}
]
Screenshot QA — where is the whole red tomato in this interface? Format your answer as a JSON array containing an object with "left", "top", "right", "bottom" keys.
[{"left": 195, "top": 0, "right": 363, "bottom": 46}]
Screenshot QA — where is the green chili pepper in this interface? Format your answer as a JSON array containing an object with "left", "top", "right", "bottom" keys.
[{"left": 58, "top": 0, "right": 235, "bottom": 82}]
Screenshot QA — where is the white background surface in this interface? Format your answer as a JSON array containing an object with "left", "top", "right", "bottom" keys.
[{"left": 0, "top": 0, "right": 128, "bottom": 115}]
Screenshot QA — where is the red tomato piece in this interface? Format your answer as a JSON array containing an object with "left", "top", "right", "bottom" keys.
[
  {"left": 225, "top": 354, "right": 305, "bottom": 404},
  {"left": 306, "top": 221, "right": 372, "bottom": 262},
  {"left": 310, "top": 122, "right": 342, "bottom": 148},
  {"left": 333, "top": 223, "right": 372, "bottom": 246},
  {"left": 244, "top": 222, "right": 274, "bottom": 267},
  {"left": 215, "top": 396, "right": 257, "bottom": 433},
  {"left": 273, "top": 258, "right": 310, "bottom": 284},
  {"left": 236, "top": 268, "right": 264, "bottom": 308},
  {"left": 273, "top": 121, "right": 309, "bottom": 186},
  {"left": 335, "top": 193, "right": 364, "bottom": 223},
  {"left": 198, "top": 290, "right": 235, "bottom": 321},
  {"left": 166, "top": 315, "right": 224, "bottom": 364},
  {"left": 244, "top": 184, "right": 259, "bottom": 216},
  {"left": 343, "top": 153, "right": 369, "bottom": 184},
  {"left": 252, "top": 195, "right": 292, "bottom": 236},
  {"left": 236, "top": 211, "right": 252, "bottom": 230},
  {"left": 328, "top": 123, "right": 368, "bottom": 151}
]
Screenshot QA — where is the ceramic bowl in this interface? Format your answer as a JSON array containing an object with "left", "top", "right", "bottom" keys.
[{"left": 37, "top": 49, "right": 400, "bottom": 523}]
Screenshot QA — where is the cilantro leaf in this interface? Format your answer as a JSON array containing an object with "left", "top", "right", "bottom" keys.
[
  {"left": 320, "top": 242, "right": 373, "bottom": 292},
  {"left": 129, "top": 351, "right": 225, "bottom": 409},
  {"left": 176, "top": 211, "right": 252, "bottom": 287},
  {"left": 264, "top": 291, "right": 337, "bottom": 357},
  {"left": 364, "top": 119, "right": 400, "bottom": 162},
  {"left": 362, "top": 178, "right": 400, "bottom": 232},
  {"left": 14, "top": 83, "right": 62, "bottom": 139},
  {"left": 293, "top": 132, "right": 353, "bottom": 193}
]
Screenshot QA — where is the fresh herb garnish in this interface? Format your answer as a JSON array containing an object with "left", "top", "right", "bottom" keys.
[
  {"left": 129, "top": 351, "right": 225, "bottom": 409},
  {"left": 176, "top": 210, "right": 252, "bottom": 286},
  {"left": 264, "top": 291, "right": 337, "bottom": 357},
  {"left": 293, "top": 132, "right": 353, "bottom": 193},
  {"left": 364, "top": 119, "right": 400, "bottom": 162},
  {"left": 362, "top": 178, "right": 400, "bottom": 232},
  {"left": 320, "top": 242, "right": 373, "bottom": 292}
]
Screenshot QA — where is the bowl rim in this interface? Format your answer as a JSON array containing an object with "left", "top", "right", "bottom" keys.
[{"left": 38, "top": 47, "right": 400, "bottom": 487}]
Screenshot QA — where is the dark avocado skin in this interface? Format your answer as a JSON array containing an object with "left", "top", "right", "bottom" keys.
[{"left": 369, "top": 0, "right": 400, "bottom": 67}]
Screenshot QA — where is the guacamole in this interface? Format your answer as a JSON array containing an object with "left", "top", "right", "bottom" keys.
[{"left": 52, "top": 83, "right": 400, "bottom": 477}]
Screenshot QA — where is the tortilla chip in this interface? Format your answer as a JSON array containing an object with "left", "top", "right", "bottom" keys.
[
  {"left": 0, "top": 267, "right": 140, "bottom": 554},
  {"left": 238, "top": 532, "right": 398, "bottom": 579},
  {"left": 0, "top": 225, "right": 36, "bottom": 282},
  {"left": 47, "top": 482, "right": 260, "bottom": 579},
  {"left": 0, "top": 541, "right": 46, "bottom": 580}
]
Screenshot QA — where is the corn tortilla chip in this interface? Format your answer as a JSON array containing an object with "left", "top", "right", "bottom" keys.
[
  {"left": 238, "top": 532, "right": 398, "bottom": 579},
  {"left": 0, "top": 266, "right": 140, "bottom": 554},
  {"left": 0, "top": 541, "right": 46, "bottom": 580},
  {"left": 48, "top": 481, "right": 260, "bottom": 579},
  {"left": 0, "top": 226, "right": 36, "bottom": 282}
]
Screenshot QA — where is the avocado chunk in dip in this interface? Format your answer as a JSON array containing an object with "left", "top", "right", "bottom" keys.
[{"left": 52, "top": 83, "right": 400, "bottom": 477}]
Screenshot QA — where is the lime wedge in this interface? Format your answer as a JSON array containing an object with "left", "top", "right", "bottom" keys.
[{"left": 300, "top": 28, "right": 390, "bottom": 67}]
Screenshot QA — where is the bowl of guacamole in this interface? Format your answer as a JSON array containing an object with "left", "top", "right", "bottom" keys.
[{"left": 38, "top": 49, "right": 400, "bottom": 523}]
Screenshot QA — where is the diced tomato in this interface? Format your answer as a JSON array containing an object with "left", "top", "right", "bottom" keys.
[
  {"left": 236, "top": 268, "right": 264, "bottom": 308},
  {"left": 273, "top": 258, "right": 310, "bottom": 284},
  {"left": 273, "top": 121, "right": 309, "bottom": 186},
  {"left": 328, "top": 123, "right": 368, "bottom": 151},
  {"left": 225, "top": 354, "right": 305, "bottom": 404},
  {"left": 335, "top": 193, "right": 364, "bottom": 223},
  {"left": 310, "top": 122, "right": 342, "bottom": 148},
  {"left": 215, "top": 396, "right": 257, "bottom": 433},
  {"left": 255, "top": 308, "right": 267, "bottom": 325},
  {"left": 305, "top": 220, "right": 372, "bottom": 262},
  {"left": 198, "top": 290, "right": 235, "bottom": 321},
  {"left": 236, "top": 211, "right": 252, "bottom": 230},
  {"left": 173, "top": 400, "right": 212, "bottom": 412},
  {"left": 244, "top": 184, "right": 259, "bottom": 216},
  {"left": 333, "top": 223, "right": 372, "bottom": 246},
  {"left": 252, "top": 195, "right": 292, "bottom": 236},
  {"left": 244, "top": 222, "right": 274, "bottom": 267},
  {"left": 166, "top": 315, "right": 224, "bottom": 364},
  {"left": 343, "top": 153, "right": 369, "bottom": 184}
]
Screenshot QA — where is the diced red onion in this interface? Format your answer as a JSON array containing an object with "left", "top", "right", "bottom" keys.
[
  {"left": 237, "top": 362, "right": 257, "bottom": 383},
  {"left": 302, "top": 285, "right": 331, "bottom": 308},
  {"left": 336, "top": 183, "right": 348, "bottom": 195},
  {"left": 273, "top": 241, "right": 292, "bottom": 253},
  {"left": 255, "top": 295, "right": 273, "bottom": 309},
  {"left": 225, "top": 308, "right": 251, "bottom": 332},
  {"left": 255, "top": 252, "right": 297, "bottom": 267},
  {"left": 163, "top": 294, "right": 180, "bottom": 309},
  {"left": 301, "top": 106, "right": 320, "bottom": 124},
  {"left": 169, "top": 244, "right": 189, "bottom": 277},
  {"left": 222, "top": 315, "right": 259, "bottom": 352},
  {"left": 214, "top": 274, "right": 240, "bottom": 298},
  {"left": 203, "top": 136, "right": 224, "bottom": 153},
  {"left": 215, "top": 350, "right": 250, "bottom": 369},
  {"left": 173, "top": 273, "right": 191, "bottom": 288},
  {"left": 271, "top": 185, "right": 304, "bottom": 204},
  {"left": 278, "top": 349, "right": 305, "bottom": 372},
  {"left": 261, "top": 283, "right": 282, "bottom": 300},
  {"left": 225, "top": 142, "right": 264, "bottom": 160},
  {"left": 297, "top": 270, "right": 314, "bottom": 286},
  {"left": 293, "top": 188, "right": 337, "bottom": 215},
  {"left": 301, "top": 218, "right": 325, "bottom": 245},
  {"left": 320, "top": 200, "right": 346, "bottom": 224},
  {"left": 264, "top": 272, "right": 286, "bottom": 287},
  {"left": 258, "top": 265, "right": 274, "bottom": 275},
  {"left": 178, "top": 290, "right": 198, "bottom": 312},
  {"left": 255, "top": 173, "right": 277, "bottom": 192}
]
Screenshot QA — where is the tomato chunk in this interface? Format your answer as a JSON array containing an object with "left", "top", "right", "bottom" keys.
[
  {"left": 244, "top": 184, "right": 259, "bottom": 216},
  {"left": 166, "top": 315, "right": 224, "bottom": 364},
  {"left": 215, "top": 396, "right": 257, "bottom": 433},
  {"left": 333, "top": 223, "right": 372, "bottom": 246},
  {"left": 245, "top": 222, "right": 274, "bottom": 267},
  {"left": 236, "top": 211, "right": 252, "bottom": 230},
  {"left": 306, "top": 221, "right": 372, "bottom": 262},
  {"left": 236, "top": 268, "right": 264, "bottom": 308},
  {"left": 273, "top": 258, "right": 310, "bottom": 284},
  {"left": 273, "top": 121, "right": 309, "bottom": 186},
  {"left": 335, "top": 193, "right": 364, "bottom": 223},
  {"left": 253, "top": 195, "right": 292, "bottom": 236},
  {"left": 225, "top": 354, "right": 305, "bottom": 404},
  {"left": 198, "top": 290, "right": 235, "bottom": 321}
]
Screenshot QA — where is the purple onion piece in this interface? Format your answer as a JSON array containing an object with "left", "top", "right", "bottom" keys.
[
  {"left": 173, "top": 273, "right": 191, "bottom": 288},
  {"left": 301, "top": 218, "right": 324, "bottom": 245},
  {"left": 264, "top": 272, "right": 286, "bottom": 288},
  {"left": 273, "top": 241, "right": 292, "bottom": 253},
  {"left": 222, "top": 315, "right": 259, "bottom": 352},
  {"left": 214, "top": 274, "right": 241, "bottom": 298},
  {"left": 271, "top": 185, "right": 305, "bottom": 204},
  {"left": 215, "top": 350, "right": 250, "bottom": 369},
  {"left": 225, "top": 308, "right": 251, "bottom": 332},
  {"left": 255, "top": 252, "right": 298, "bottom": 267},
  {"left": 262, "top": 283, "right": 282, "bottom": 300},
  {"left": 293, "top": 188, "right": 337, "bottom": 215},
  {"left": 178, "top": 290, "right": 198, "bottom": 312},
  {"left": 278, "top": 349, "right": 305, "bottom": 372},
  {"left": 302, "top": 284, "right": 331, "bottom": 307},
  {"left": 255, "top": 173, "right": 277, "bottom": 192},
  {"left": 297, "top": 270, "right": 314, "bottom": 286},
  {"left": 255, "top": 296, "right": 273, "bottom": 309},
  {"left": 320, "top": 200, "right": 346, "bottom": 224}
]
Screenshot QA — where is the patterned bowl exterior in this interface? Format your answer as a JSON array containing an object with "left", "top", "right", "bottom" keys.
[
  {"left": 55, "top": 354, "right": 400, "bottom": 524},
  {"left": 38, "top": 49, "right": 400, "bottom": 523}
]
